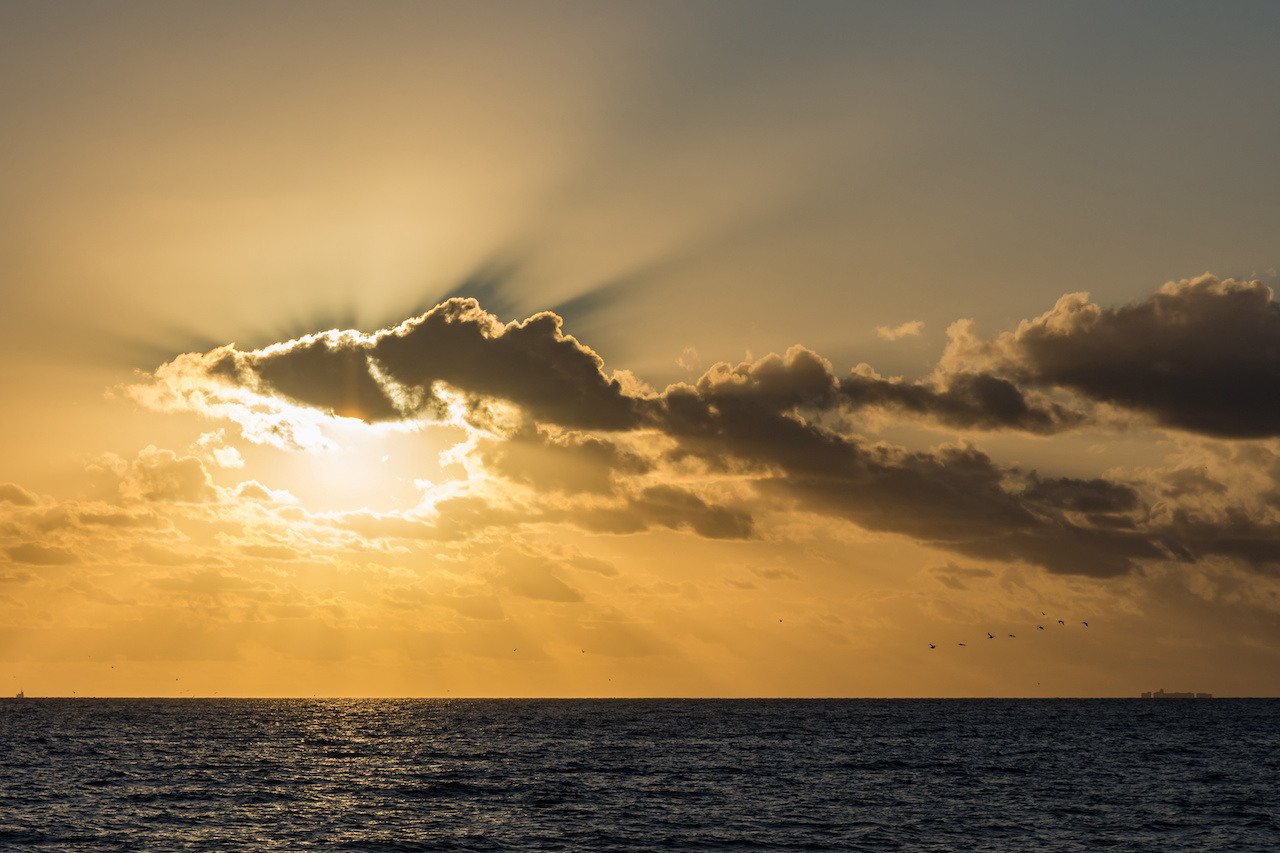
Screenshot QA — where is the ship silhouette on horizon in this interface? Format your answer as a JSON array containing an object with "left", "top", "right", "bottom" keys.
[{"left": 1141, "top": 688, "right": 1213, "bottom": 699}]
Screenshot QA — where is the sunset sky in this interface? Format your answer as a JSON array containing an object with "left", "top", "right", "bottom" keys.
[{"left": 4, "top": 1, "right": 1280, "bottom": 698}]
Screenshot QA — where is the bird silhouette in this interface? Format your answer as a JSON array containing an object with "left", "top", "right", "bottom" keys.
[
  {"left": 1058, "top": 620, "right": 1064, "bottom": 625},
  {"left": 987, "top": 633, "right": 995, "bottom": 639},
  {"left": 958, "top": 643, "right": 966, "bottom": 646},
  {"left": 1008, "top": 634, "right": 1016, "bottom": 638},
  {"left": 1037, "top": 626, "right": 1044, "bottom": 630},
  {"left": 1082, "top": 622, "right": 1089, "bottom": 627},
  {"left": 928, "top": 643, "right": 936, "bottom": 649}
]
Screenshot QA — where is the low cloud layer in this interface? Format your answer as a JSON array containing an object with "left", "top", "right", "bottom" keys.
[
  {"left": 943, "top": 275, "right": 1280, "bottom": 438},
  {"left": 124, "top": 277, "right": 1280, "bottom": 578},
  {"left": 208, "top": 298, "right": 640, "bottom": 430}
]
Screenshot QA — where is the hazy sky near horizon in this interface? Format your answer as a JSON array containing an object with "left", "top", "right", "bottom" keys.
[{"left": 4, "top": 1, "right": 1280, "bottom": 697}]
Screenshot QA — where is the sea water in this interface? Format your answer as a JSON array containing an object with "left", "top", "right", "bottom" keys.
[{"left": 1, "top": 698, "right": 1276, "bottom": 851}]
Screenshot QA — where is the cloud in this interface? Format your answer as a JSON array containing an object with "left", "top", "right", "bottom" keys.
[
  {"left": 941, "top": 275, "right": 1280, "bottom": 438},
  {"left": 875, "top": 320, "right": 924, "bottom": 341},
  {"left": 625, "top": 484, "right": 754, "bottom": 540},
  {"left": 840, "top": 366, "right": 1085, "bottom": 434},
  {"left": 656, "top": 352, "right": 1161, "bottom": 576},
  {"left": 234, "top": 480, "right": 296, "bottom": 504},
  {"left": 930, "top": 563, "right": 995, "bottom": 591},
  {"left": 676, "top": 346, "right": 702, "bottom": 371},
  {"left": 0, "top": 483, "right": 38, "bottom": 506},
  {"left": 136, "top": 299, "right": 643, "bottom": 443},
  {"left": 567, "top": 554, "right": 620, "bottom": 577},
  {"left": 126, "top": 283, "right": 1280, "bottom": 577},
  {"left": 110, "top": 446, "right": 220, "bottom": 504},
  {"left": 6, "top": 542, "right": 78, "bottom": 565},
  {"left": 127, "top": 348, "right": 339, "bottom": 452},
  {"left": 192, "top": 430, "right": 244, "bottom": 469},
  {"left": 1155, "top": 510, "right": 1280, "bottom": 572},
  {"left": 478, "top": 426, "right": 651, "bottom": 495}
]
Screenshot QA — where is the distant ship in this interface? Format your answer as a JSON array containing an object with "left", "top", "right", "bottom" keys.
[{"left": 1140, "top": 688, "right": 1213, "bottom": 699}]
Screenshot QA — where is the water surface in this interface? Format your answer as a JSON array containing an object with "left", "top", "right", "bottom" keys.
[{"left": 2, "top": 698, "right": 1275, "bottom": 850}]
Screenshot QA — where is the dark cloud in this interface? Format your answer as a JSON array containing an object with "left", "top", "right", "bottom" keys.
[
  {"left": 656, "top": 354, "right": 1163, "bottom": 577},
  {"left": 669, "top": 346, "right": 1083, "bottom": 438},
  {"left": 207, "top": 298, "right": 641, "bottom": 430},
  {"left": 375, "top": 300, "right": 639, "bottom": 429},
  {"left": 135, "top": 284, "right": 1280, "bottom": 576},
  {"left": 948, "top": 276, "right": 1280, "bottom": 438},
  {"left": 1154, "top": 508, "right": 1280, "bottom": 573},
  {"left": 1158, "top": 467, "right": 1229, "bottom": 500},
  {"left": 224, "top": 333, "right": 400, "bottom": 422},
  {"left": 839, "top": 369, "right": 1085, "bottom": 434},
  {"left": 628, "top": 484, "right": 754, "bottom": 540},
  {"left": 1021, "top": 475, "right": 1141, "bottom": 515},
  {"left": 754, "top": 451, "right": 1165, "bottom": 578}
]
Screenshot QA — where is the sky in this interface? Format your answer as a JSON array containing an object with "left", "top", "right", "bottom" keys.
[{"left": 3, "top": 1, "right": 1280, "bottom": 698}]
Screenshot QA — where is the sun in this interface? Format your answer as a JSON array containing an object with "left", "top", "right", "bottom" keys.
[{"left": 256, "top": 415, "right": 459, "bottom": 513}]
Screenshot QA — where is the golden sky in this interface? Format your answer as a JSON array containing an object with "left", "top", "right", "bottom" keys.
[{"left": 4, "top": 1, "right": 1280, "bottom": 698}]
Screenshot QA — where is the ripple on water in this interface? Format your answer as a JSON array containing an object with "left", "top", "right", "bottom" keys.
[{"left": 1, "top": 698, "right": 1278, "bottom": 851}]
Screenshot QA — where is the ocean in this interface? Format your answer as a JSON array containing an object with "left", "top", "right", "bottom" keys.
[{"left": 1, "top": 698, "right": 1276, "bottom": 851}]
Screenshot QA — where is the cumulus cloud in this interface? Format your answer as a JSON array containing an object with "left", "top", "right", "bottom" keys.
[
  {"left": 132, "top": 299, "right": 641, "bottom": 445},
  {"left": 234, "top": 480, "right": 297, "bottom": 504},
  {"left": 840, "top": 365, "right": 1085, "bottom": 434},
  {"left": 103, "top": 446, "right": 220, "bottom": 504},
  {"left": 875, "top": 320, "right": 924, "bottom": 341},
  {"left": 192, "top": 430, "right": 244, "bottom": 469},
  {"left": 123, "top": 282, "right": 1280, "bottom": 576},
  {"left": 0, "top": 483, "right": 38, "bottom": 506},
  {"left": 128, "top": 348, "right": 339, "bottom": 452},
  {"left": 655, "top": 351, "right": 1162, "bottom": 576},
  {"left": 941, "top": 275, "right": 1280, "bottom": 437}
]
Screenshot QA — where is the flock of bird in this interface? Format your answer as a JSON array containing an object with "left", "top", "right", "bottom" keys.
[{"left": 929, "top": 613, "right": 1090, "bottom": 649}]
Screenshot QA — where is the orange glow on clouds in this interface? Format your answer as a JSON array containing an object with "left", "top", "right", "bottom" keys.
[{"left": 3, "top": 3, "right": 1280, "bottom": 699}]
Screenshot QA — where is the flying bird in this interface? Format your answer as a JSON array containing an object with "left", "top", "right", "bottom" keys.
[
  {"left": 929, "top": 644, "right": 936, "bottom": 649},
  {"left": 987, "top": 633, "right": 995, "bottom": 639},
  {"left": 1008, "top": 634, "right": 1016, "bottom": 638},
  {"left": 1037, "top": 626, "right": 1044, "bottom": 630},
  {"left": 1058, "top": 620, "right": 1064, "bottom": 625},
  {"left": 958, "top": 643, "right": 966, "bottom": 646},
  {"left": 1082, "top": 622, "right": 1088, "bottom": 627}
]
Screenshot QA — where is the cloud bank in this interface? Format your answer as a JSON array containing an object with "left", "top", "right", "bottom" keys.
[
  {"left": 124, "top": 277, "right": 1280, "bottom": 578},
  {"left": 942, "top": 275, "right": 1280, "bottom": 438}
]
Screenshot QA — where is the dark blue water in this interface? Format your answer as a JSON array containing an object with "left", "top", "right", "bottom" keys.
[{"left": 1, "top": 699, "right": 1276, "bottom": 851}]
